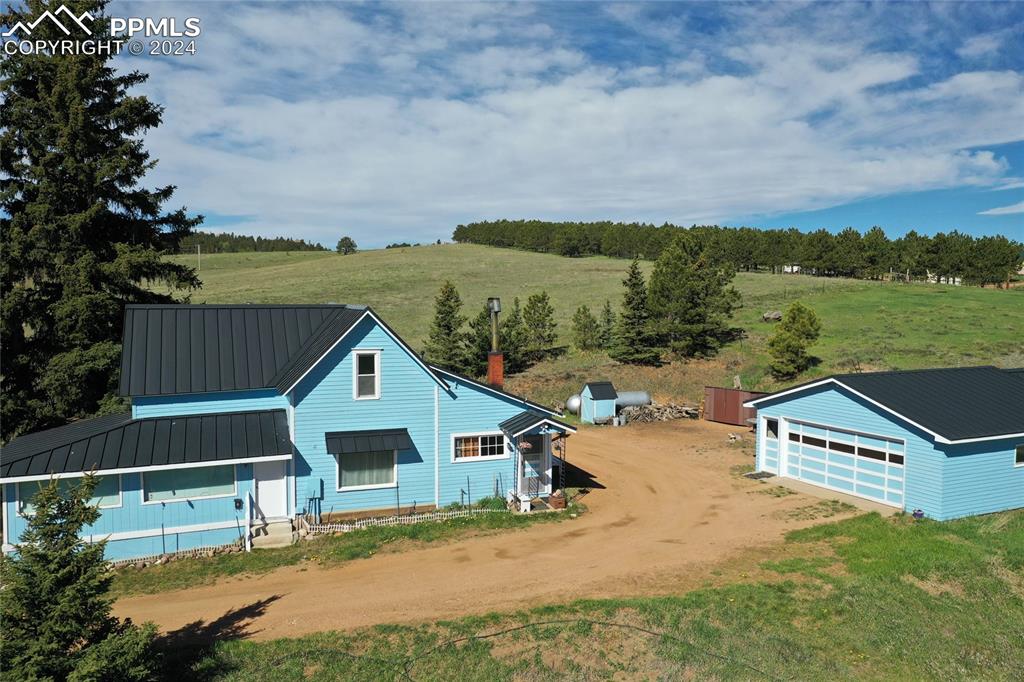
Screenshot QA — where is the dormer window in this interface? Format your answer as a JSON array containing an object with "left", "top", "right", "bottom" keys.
[{"left": 354, "top": 350, "right": 380, "bottom": 399}]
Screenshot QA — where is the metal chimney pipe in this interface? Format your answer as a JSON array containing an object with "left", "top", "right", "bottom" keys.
[{"left": 486, "top": 297, "right": 503, "bottom": 388}]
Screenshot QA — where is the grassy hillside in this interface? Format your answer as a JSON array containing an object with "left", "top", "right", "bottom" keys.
[{"left": 163, "top": 245, "right": 1023, "bottom": 406}]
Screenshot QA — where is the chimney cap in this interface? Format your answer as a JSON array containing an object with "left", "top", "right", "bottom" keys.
[{"left": 487, "top": 297, "right": 501, "bottom": 313}]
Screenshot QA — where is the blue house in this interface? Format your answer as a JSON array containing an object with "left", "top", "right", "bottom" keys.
[
  {"left": 1, "top": 304, "right": 575, "bottom": 561},
  {"left": 744, "top": 366, "right": 1024, "bottom": 520},
  {"left": 580, "top": 382, "right": 617, "bottom": 424}
]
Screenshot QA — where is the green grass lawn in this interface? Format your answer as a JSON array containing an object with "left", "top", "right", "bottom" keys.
[
  {"left": 161, "top": 245, "right": 1024, "bottom": 405},
  {"left": 112, "top": 503, "right": 581, "bottom": 598},
  {"left": 165, "top": 509, "right": 1024, "bottom": 681}
]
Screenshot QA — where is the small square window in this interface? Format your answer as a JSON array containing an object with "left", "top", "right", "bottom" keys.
[{"left": 1016, "top": 445, "right": 1024, "bottom": 467}]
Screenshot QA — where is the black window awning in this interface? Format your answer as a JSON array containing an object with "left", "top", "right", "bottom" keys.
[{"left": 325, "top": 428, "right": 412, "bottom": 455}]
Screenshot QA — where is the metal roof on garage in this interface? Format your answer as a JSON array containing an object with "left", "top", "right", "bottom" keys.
[
  {"left": 325, "top": 428, "right": 413, "bottom": 455},
  {"left": 1, "top": 409, "right": 292, "bottom": 482},
  {"left": 746, "top": 366, "right": 1024, "bottom": 443}
]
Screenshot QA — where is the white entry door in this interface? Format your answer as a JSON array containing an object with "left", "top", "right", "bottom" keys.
[{"left": 254, "top": 460, "right": 288, "bottom": 519}]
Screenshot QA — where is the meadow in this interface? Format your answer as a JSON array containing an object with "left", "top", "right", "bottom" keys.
[{"left": 164, "top": 244, "right": 1023, "bottom": 407}]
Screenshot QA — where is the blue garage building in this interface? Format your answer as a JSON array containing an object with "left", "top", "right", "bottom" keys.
[{"left": 745, "top": 366, "right": 1024, "bottom": 520}]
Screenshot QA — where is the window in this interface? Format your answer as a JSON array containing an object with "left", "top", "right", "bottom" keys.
[
  {"left": 354, "top": 350, "right": 380, "bottom": 399},
  {"left": 765, "top": 419, "right": 779, "bottom": 440},
  {"left": 1016, "top": 445, "right": 1024, "bottom": 467},
  {"left": 19, "top": 475, "right": 121, "bottom": 515},
  {"left": 454, "top": 434, "right": 507, "bottom": 461},
  {"left": 338, "top": 450, "right": 396, "bottom": 489},
  {"left": 142, "top": 465, "right": 236, "bottom": 503}
]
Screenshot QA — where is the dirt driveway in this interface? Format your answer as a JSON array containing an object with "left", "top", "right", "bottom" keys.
[{"left": 115, "top": 420, "right": 858, "bottom": 640}]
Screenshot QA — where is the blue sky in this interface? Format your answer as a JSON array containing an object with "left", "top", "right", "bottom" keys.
[{"left": 115, "top": 1, "right": 1022, "bottom": 246}]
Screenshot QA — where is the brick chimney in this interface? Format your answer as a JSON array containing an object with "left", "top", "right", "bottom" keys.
[{"left": 486, "top": 297, "right": 503, "bottom": 388}]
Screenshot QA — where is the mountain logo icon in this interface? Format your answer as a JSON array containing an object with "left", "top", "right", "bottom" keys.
[{"left": 2, "top": 5, "right": 95, "bottom": 37}]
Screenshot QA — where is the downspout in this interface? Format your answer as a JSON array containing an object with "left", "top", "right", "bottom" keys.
[
  {"left": 434, "top": 385, "right": 440, "bottom": 508},
  {"left": 288, "top": 391, "right": 297, "bottom": 517}
]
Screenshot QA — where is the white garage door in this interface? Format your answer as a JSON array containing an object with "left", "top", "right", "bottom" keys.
[{"left": 784, "top": 420, "right": 905, "bottom": 507}]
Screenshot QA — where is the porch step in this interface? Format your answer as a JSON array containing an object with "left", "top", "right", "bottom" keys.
[{"left": 251, "top": 518, "right": 297, "bottom": 549}]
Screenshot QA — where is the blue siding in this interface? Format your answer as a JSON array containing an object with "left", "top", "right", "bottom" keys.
[
  {"left": 438, "top": 376, "right": 531, "bottom": 505},
  {"left": 753, "top": 384, "right": 1024, "bottom": 520},
  {"left": 4, "top": 467, "right": 252, "bottom": 561},
  {"left": 754, "top": 384, "right": 944, "bottom": 518},
  {"left": 939, "top": 438, "right": 1023, "bottom": 519},
  {"left": 292, "top": 318, "right": 532, "bottom": 516},
  {"left": 132, "top": 389, "right": 288, "bottom": 418}
]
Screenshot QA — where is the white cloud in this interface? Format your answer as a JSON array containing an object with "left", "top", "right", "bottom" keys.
[
  {"left": 978, "top": 201, "right": 1024, "bottom": 216},
  {"left": 957, "top": 32, "right": 1004, "bottom": 59},
  {"left": 113, "top": 1, "right": 1024, "bottom": 244}
]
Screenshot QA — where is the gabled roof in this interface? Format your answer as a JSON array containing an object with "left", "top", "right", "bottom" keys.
[
  {"left": 745, "top": 366, "right": 1024, "bottom": 444},
  {"left": 499, "top": 411, "right": 577, "bottom": 438},
  {"left": 119, "top": 304, "right": 446, "bottom": 397},
  {"left": 429, "top": 366, "right": 560, "bottom": 416},
  {"left": 583, "top": 382, "right": 617, "bottom": 400},
  {"left": 1, "top": 409, "right": 292, "bottom": 482}
]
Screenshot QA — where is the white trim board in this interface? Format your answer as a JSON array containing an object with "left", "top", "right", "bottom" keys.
[
  {"left": 743, "top": 377, "right": 1023, "bottom": 445},
  {"left": 506, "top": 418, "right": 577, "bottom": 438},
  {"left": 280, "top": 309, "right": 449, "bottom": 395},
  {"left": 429, "top": 366, "right": 561, "bottom": 417},
  {"left": 0, "top": 453, "right": 292, "bottom": 484}
]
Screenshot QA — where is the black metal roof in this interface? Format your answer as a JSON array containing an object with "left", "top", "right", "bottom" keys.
[
  {"left": 118, "top": 304, "right": 366, "bottom": 397},
  {"left": 583, "top": 382, "right": 618, "bottom": 400},
  {"left": 1, "top": 409, "right": 292, "bottom": 480},
  {"left": 499, "top": 410, "right": 575, "bottom": 436},
  {"left": 753, "top": 366, "right": 1024, "bottom": 442},
  {"left": 325, "top": 428, "right": 412, "bottom": 455}
]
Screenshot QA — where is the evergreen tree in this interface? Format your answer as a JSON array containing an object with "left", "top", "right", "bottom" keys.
[
  {"left": 648, "top": 237, "right": 740, "bottom": 358},
  {"left": 610, "top": 259, "right": 661, "bottom": 365},
  {"left": 522, "top": 291, "right": 558, "bottom": 354},
  {"left": 570, "top": 305, "right": 602, "bottom": 350},
  {"left": 500, "top": 297, "right": 529, "bottom": 373},
  {"left": 423, "top": 281, "right": 467, "bottom": 372},
  {"left": 767, "top": 302, "right": 822, "bottom": 378},
  {"left": 599, "top": 300, "right": 616, "bottom": 349},
  {"left": 0, "top": 475, "right": 157, "bottom": 680},
  {"left": 336, "top": 236, "right": 358, "bottom": 254},
  {"left": 463, "top": 305, "right": 493, "bottom": 377},
  {"left": 1, "top": 0, "right": 201, "bottom": 441},
  {"left": 861, "top": 226, "right": 891, "bottom": 279}
]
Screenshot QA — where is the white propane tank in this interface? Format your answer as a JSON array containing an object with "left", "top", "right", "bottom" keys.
[
  {"left": 614, "top": 391, "right": 652, "bottom": 408},
  {"left": 565, "top": 394, "right": 582, "bottom": 414}
]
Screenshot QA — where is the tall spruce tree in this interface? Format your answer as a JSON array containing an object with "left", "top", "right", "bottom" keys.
[
  {"left": 648, "top": 237, "right": 740, "bottom": 358},
  {"left": 610, "top": 259, "right": 661, "bottom": 365},
  {"left": 522, "top": 290, "right": 558, "bottom": 354},
  {"left": 500, "top": 297, "right": 529, "bottom": 373},
  {"left": 0, "top": 475, "right": 157, "bottom": 679},
  {"left": 570, "top": 305, "right": 602, "bottom": 350},
  {"left": 423, "top": 280, "right": 467, "bottom": 372},
  {"left": 464, "top": 305, "right": 493, "bottom": 377},
  {"left": 767, "top": 302, "right": 822, "bottom": 378},
  {"left": 1, "top": 0, "right": 201, "bottom": 441},
  {"left": 599, "top": 299, "right": 616, "bottom": 349}
]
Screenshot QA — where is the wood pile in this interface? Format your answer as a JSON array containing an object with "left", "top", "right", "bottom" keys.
[{"left": 620, "top": 402, "right": 698, "bottom": 423}]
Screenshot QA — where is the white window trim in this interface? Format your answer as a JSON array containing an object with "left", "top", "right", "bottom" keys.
[
  {"left": 336, "top": 449, "right": 398, "bottom": 491},
  {"left": 17, "top": 474, "right": 124, "bottom": 517},
  {"left": 451, "top": 431, "right": 510, "bottom": 463},
  {"left": 1015, "top": 445, "right": 1024, "bottom": 468},
  {"left": 140, "top": 465, "right": 238, "bottom": 505},
  {"left": 352, "top": 348, "right": 381, "bottom": 400}
]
